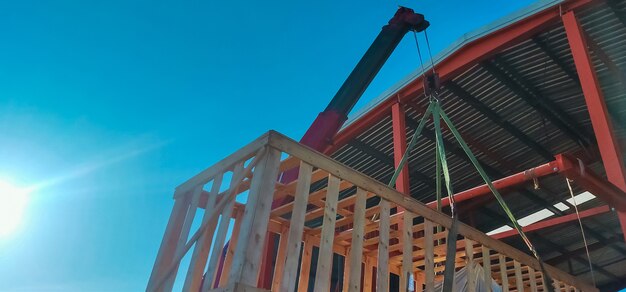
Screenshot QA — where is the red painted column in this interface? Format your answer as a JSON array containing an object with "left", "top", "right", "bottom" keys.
[
  {"left": 563, "top": 10, "right": 626, "bottom": 242},
  {"left": 391, "top": 102, "right": 411, "bottom": 195}
]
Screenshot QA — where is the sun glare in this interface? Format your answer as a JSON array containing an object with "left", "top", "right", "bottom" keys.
[{"left": 0, "top": 180, "right": 29, "bottom": 237}]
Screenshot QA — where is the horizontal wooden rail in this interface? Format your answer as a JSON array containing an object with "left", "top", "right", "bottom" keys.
[
  {"left": 147, "top": 131, "right": 598, "bottom": 292},
  {"left": 266, "top": 131, "right": 597, "bottom": 292}
]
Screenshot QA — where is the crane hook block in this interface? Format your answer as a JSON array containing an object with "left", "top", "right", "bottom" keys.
[{"left": 388, "top": 6, "right": 429, "bottom": 32}]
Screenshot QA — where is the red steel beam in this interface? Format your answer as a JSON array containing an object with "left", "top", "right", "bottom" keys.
[
  {"left": 392, "top": 101, "right": 411, "bottom": 195},
  {"left": 326, "top": 0, "right": 595, "bottom": 155},
  {"left": 563, "top": 10, "right": 626, "bottom": 242},
  {"left": 555, "top": 154, "right": 626, "bottom": 212},
  {"left": 490, "top": 205, "right": 611, "bottom": 240},
  {"left": 426, "top": 160, "right": 560, "bottom": 208},
  {"left": 421, "top": 154, "right": 626, "bottom": 212}
]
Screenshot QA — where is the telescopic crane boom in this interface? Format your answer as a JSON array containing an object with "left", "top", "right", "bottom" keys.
[{"left": 299, "top": 7, "right": 429, "bottom": 153}]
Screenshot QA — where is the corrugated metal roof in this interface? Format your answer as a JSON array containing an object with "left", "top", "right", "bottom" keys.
[{"left": 329, "top": 0, "right": 626, "bottom": 289}]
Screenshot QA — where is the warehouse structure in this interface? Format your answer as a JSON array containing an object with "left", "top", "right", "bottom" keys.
[
  {"left": 147, "top": 0, "right": 626, "bottom": 291},
  {"left": 324, "top": 0, "right": 626, "bottom": 289}
]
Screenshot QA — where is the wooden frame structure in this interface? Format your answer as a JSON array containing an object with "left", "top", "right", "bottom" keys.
[{"left": 146, "top": 131, "right": 597, "bottom": 292}]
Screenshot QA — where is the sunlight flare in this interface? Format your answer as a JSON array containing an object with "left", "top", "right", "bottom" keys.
[{"left": 0, "top": 179, "right": 29, "bottom": 237}]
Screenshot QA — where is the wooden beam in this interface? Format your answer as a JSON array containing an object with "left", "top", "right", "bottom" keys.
[
  {"left": 147, "top": 194, "right": 192, "bottom": 291},
  {"left": 271, "top": 230, "right": 289, "bottom": 291},
  {"left": 363, "top": 257, "right": 374, "bottom": 292},
  {"left": 184, "top": 173, "right": 224, "bottom": 291},
  {"left": 268, "top": 131, "right": 597, "bottom": 291},
  {"left": 514, "top": 261, "right": 524, "bottom": 292},
  {"left": 220, "top": 209, "right": 244, "bottom": 285},
  {"left": 424, "top": 220, "right": 434, "bottom": 292},
  {"left": 483, "top": 247, "right": 492, "bottom": 292},
  {"left": 313, "top": 175, "right": 341, "bottom": 292},
  {"left": 279, "top": 162, "right": 313, "bottom": 292},
  {"left": 347, "top": 188, "right": 367, "bottom": 292},
  {"left": 376, "top": 199, "right": 391, "bottom": 292},
  {"left": 465, "top": 238, "right": 476, "bottom": 292},
  {"left": 164, "top": 185, "right": 203, "bottom": 290},
  {"left": 529, "top": 266, "right": 538, "bottom": 292},
  {"left": 228, "top": 147, "right": 281, "bottom": 286},
  {"left": 177, "top": 133, "right": 268, "bottom": 194},
  {"left": 499, "top": 255, "right": 509, "bottom": 292},
  {"left": 298, "top": 241, "right": 313, "bottom": 292},
  {"left": 203, "top": 164, "right": 244, "bottom": 290},
  {"left": 401, "top": 212, "right": 415, "bottom": 292}
]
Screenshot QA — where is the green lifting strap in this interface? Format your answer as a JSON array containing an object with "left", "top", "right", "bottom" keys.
[
  {"left": 388, "top": 102, "right": 434, "bottom": 189},
  {"left": 433, "top": 102, "right": 460, "bottom": 292},
  {"left": 387, "top": 100, "right": 555, "bottom": 292},
  {"left": 439, "top": 109, "right": 555, "bottom": 292}
]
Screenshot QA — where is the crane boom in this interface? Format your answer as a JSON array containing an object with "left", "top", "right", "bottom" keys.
[{"left": 284, "top": 7, "right": 429, "bottom": 182}]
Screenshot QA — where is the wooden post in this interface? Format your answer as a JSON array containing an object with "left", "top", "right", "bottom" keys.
[
  {"left": 528, "top": 266, "right": 537, "bottom": 292},
  {"left": 499, "top": 255, "right": 509, "bottom": 292},
  {"left": 363, "top": 257, "right": 374, "bottom": 292},
  {"left": 514, "top": 261, "right": 523, "bottom": 292},
  {"left": 415, "top": 273, "right": 424, "bottom": 292},
  {"left": 482, "top": 246, "right": 492, "bottom": 292},
  {"left": 163, "top": 185, "right": 203, "bottom": 290},
  {"left": 342, "top": 249, "right": 351, "bottom": 292},
  {"left": 201, "top": 164, "right": 244, "bottom": 290},
  {"left": 347, "top": 188, "right": 367, "bottom": 292},
  {"left": 280, "top": 162, "right": 313, "bottom": 292},
  {"left": 147, "top": 193, "right": 192, "bottom": 291},
  {"left": 553, "top": 280, "right": 561, "bottom": 292},
  {"left": 313, "top": 175, "right": 341, "bottom": 292},
  {"left": 401, "top": 212, "right": 414, "bottom": 292},
  {"left": 219, "top": 208, "right": 244, "bottom": 285},
  {"left": 183, "top": 174, "right": 224, "bottom": 291},
  {"left": 228, "top": 147, "right": 281, "bottom": 287},
  {"left": 424, "top": 220, "right": 434, "bottom": 292},
  {"left": 377, "top": 199, "right": 391, "bottom": 292},
  {"left": 271, "top": 229, "right": 289, "bottom": 291},
  {"left": 298, "top": 240, "right": 314, "bottom": 292},
  {"left": 465, "top": 238, "right": 476, "bottom": 292}
]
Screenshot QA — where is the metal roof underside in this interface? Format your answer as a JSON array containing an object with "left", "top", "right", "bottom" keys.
[{"left": 329, "top": 0, "right": 626, "bottom": 290}]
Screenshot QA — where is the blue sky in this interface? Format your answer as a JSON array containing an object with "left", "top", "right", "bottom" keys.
[{"left": 0, "top": 0, "right": 538, "bottom": 290}]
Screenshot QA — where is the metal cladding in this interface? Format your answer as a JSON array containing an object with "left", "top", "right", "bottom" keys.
[{"left": 328, "top": 0, "right": 626, "bottom": 289}]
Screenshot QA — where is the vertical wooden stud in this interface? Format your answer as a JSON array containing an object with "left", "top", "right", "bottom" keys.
[
  {"left": 228, "top": 147, "right": 281, "bottom": 287},
  {"left": 201, "top": 164, "right": 244, "bottom": 291},
  {"left": 298, "top": 240, "right": 313, "bottom": 292},
  {"left": 363, "top": 257, "right": 374, "bottom": 292},
  {"left": 415, "top": 273, "right": 424, "bottom": 292},
  {"left": 514, "top": 261, "right": 523, "bottom": 292},
  {"left": 163, "top": 184, "right": 204, "bottom": 290},
  {"left": 482, "top": 246, "right": 492, "bottom": 292},
  {"left": 465, "top": 238, "right": 476, "bottom": 292},
  {"left": 376, "top": 199, "right": 391, "bottom": 292},
  {"left": 313, "top": 175, "right": 341, "bottom": 292},
  {"left": 184, "top": 173, "right": 224, "bottom": 291},
  {"left": 147, "top": 193, "right": 192, "bottom": 291},
  {"left": 499, "top": 255, "right": 509, "bottom": 292},
  {"left": 219, "top": 208, "right": 244, "bottom": 285},
  {"left": 424, "top": 220, "right": 435, "bottom": 292},
  {"left": 347, "top": 188, "right": 367, "bottom": 292},
  {"left": 271, "top": 230, "right": 289, "bottom": 291},
  {"left": 528, "top": 266, "right": 537, "bottom": 292},
  {"left": 279, "top": 162, "right": 314, "bottom": 292},
  {"left": 342, "top": 248, "right": 351, "bottom": 292},
  {"left": 401, "top": 212, "right": 415, "bottom": 292}
]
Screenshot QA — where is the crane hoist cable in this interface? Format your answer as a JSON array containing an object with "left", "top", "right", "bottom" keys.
[
  {"left": 565, "top": 178, "right": 596, "bottom": 287},
  {"left": 387, "top": 28, "right": 556, "bottom": 292}
]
